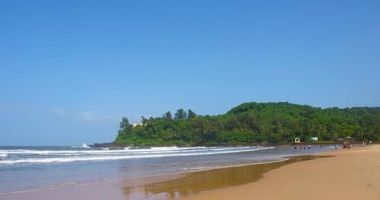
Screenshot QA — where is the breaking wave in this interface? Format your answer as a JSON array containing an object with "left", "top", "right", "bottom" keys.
[{"left": 0, "top": 146, "right": 274, "bottom": 165}]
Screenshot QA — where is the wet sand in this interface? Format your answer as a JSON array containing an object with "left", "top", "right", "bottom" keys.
[
  {"left": 122, "top": 156, "right": 328, "bottom": 199},
  {"left": 182, "top": 145, "right": 380, "bottom": 200}
]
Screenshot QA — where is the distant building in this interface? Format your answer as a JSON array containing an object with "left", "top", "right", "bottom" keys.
[{"left": 294, "top": 137, "right": 301, "bottom": 144}]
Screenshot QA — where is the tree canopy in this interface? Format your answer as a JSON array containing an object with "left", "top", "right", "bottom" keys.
[{"left": 115, "top": 102, "right": 380, "bottom": 146}]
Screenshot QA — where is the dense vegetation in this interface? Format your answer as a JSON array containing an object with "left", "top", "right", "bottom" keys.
[{"left": 115, "top": 102, "right": 380, "bottom": 146}]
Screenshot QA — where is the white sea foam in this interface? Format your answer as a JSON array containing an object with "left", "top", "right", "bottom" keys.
[
  {"left": 0, "top": 146, "right": 274, "bottom": 165},
  {"left": 0, "top": 146, "right": 209, "bottom": 155},
  {"left": 81, "top": 143, "right": 91, "bottom": 149},
  {"left": 0, "top": 153, "right": 7, "bottom": 158},
  {"left": 70, "top": 143, "right": 92, "bottom": 149}
]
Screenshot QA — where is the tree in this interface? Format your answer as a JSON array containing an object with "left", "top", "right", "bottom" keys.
[
  {"left": 187, "top": 109, "right": 197, "bottom": 119},
  {"left": 141, "top": 116, "right": 148, "bottom": 125},
  {"left": 114, "top": 102, "right": 380, "bottom": 146},
  {"left": 119, "top": 117, "right": 132, "bottom": 134},
  {"left": 174, "top": 109, "right": 187, "bottom": 120},
  {"left": 163, "top": 111, "right": 173, "bottom": 120}
]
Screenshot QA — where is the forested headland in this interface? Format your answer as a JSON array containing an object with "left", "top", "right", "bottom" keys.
[{"left": 115, "top": 102, "right": 380, "bottom": 146}]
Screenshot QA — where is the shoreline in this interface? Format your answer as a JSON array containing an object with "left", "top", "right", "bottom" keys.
[
  {"left": 1, "top": 145, "right": 335, "bottom": 200},
  {"left": 89, "top": 142, "right": 341, "bottom": 150},
  {"left": 0, "top": 149, "right": 300, "bottom": 195},
  {"left": 0, "top": 155, "right": 332, "bottom": 200},
  {"left": 6, "top": 145, "right": 373, "bottom": 200}
]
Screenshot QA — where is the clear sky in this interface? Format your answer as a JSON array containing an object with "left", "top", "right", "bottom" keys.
[{"left": 0, "top": 0, "right": 379, "bottom": 146}]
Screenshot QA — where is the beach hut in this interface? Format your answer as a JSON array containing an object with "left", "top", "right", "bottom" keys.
[{"left": 294, "top": 137, "right": 301, "bottom": 144}]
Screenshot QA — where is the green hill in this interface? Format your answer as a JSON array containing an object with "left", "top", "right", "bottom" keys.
[{"left": 115, "top": 102, "right": 380, "bottom": 146}]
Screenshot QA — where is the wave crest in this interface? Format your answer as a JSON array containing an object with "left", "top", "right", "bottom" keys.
[{"left": 0, "top": 146, "right": 274, "bottom": 165}]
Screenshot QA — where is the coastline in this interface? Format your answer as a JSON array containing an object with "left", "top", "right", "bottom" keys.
[
  {"left": 1, "top": 145, "right": 331, "bottom": 200},
  {"left": 3, "top": 145, "right": 378, "bottom": 200},
  {"left": 2, "top": 159, "right": 287, "bottom": 199}
]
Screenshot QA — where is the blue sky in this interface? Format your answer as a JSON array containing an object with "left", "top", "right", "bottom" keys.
[{"left": 0, "top": 0, "right": 379, "bottom": 146}]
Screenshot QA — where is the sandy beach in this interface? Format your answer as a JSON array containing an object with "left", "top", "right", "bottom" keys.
[{"left": 182, "top": 145, "right": 380, "bottom": 200}]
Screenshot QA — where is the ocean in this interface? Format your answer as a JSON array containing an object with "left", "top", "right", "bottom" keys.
[{"left": 0, "top": 145, "right": 335, "bottom": 195}]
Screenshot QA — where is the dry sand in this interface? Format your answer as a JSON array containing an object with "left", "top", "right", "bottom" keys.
[{"left": 182, "top": 145, "right": 380, "bottom": 200}]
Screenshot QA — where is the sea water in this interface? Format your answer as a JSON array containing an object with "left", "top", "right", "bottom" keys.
[{"left": 0, "top": 145, "right": 335, "bottom": 195}]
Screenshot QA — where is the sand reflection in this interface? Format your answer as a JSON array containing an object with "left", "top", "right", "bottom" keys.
[{"left": 122, "top": 156, "right": 328, "bottom": 200}]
